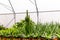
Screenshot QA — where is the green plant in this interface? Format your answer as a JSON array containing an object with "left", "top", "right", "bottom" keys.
[
  {"left": 12, "top": 10, "right": 36, "bottom": 37},
  {"left": 1, "top": 10, "right": 60, "bottom": 39},
  {"left": 36, "top": 22, "right": 58, "bottom": 39},
  {"left": 55, "top": 23, "right": 60, "bottom": 38},
  {"left": 24, "top": 10, "right": 36, "bottom": 36},
  {"left": 0, "top": 25, "right": 6, "bottom": 30}
]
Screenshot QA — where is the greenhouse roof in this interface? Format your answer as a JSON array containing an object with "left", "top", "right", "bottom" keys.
[
  {"left": 0, "top": 0, "right": 60, "bottom": 13},
  {"left": 0, "top": 0, "right": 60, "bottom": 27}
]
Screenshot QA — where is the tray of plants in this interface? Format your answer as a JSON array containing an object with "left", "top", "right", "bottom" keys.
[{"left": 0, "top": 10, "right": 60, "bottom": 40}]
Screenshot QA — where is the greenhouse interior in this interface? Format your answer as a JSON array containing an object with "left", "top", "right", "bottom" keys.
[{"left": 0, "top": 0, "right": 60, "bottom": 40}]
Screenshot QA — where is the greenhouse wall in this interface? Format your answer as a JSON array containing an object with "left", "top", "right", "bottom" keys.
[
  {"left": 0, "top": 12, "right": 60, "bottom": 28},
  {"left": 0, "top": 0, "right": 60, "bottom": 28}
]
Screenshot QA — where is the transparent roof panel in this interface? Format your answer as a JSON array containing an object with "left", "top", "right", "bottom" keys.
[
  {"left": 0, "top": 0, "right": 12, "bottom": 13},
  {"left": 0, "top": 0, "right": 60, "bottom": 13},
  {"left": 0, "top": 0, "right": 36, "bottom": 13},
  {"left": 38, "top": 0, "right": 60, "bottom": 11},
  {"left": 39, "top": 12, "right": 60, "bottom": 23},
  {"left": 0, "top": 0, "right": 60, "bottom": 27}
]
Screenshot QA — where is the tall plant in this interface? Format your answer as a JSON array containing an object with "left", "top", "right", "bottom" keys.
[{"left": 25, "top": 10, "right": 36, "bottom": 36}]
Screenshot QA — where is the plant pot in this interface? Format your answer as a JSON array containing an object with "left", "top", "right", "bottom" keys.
[
  {"left": 0, "top": 37, "right": 1, "bottom": 40},
  {"left": 40, "top": 37, "right": 47, "bottom": 40},
  {"left": 52, "top": 37, "right": 58, "bottom": 40},
  {"left": 29, "top": 38, "right": 32, "bottom": 40},
  {"left": 2, "top": 37, "right": 7, "bottom": 40}
]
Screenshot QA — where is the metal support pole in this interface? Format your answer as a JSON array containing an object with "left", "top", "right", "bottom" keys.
[
  {"left": 34, "top": 0, "right": 39, "bottom": 24},
  {"left": 8, "top": 0, "right": 16, "bottom": 23}
]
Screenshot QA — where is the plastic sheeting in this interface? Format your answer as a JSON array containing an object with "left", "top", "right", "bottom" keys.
[{"left": 0, "top": 0, "right": 60, "bottom": 27}]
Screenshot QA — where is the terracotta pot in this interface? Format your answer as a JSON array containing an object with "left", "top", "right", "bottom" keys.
[
  {"left": 0, "top": 36, "right": 1, "bottom": 40},
  {"left": 38, "top": 38, "right": 41, "bottom": 40},
  {"left": 19, "top": 38, "right": 23, "bottom": 40},
  {"left": 52, "top": 37, "right": 58, "bottom": 40},
  {"left": 29, "top": 38, "right": 32, "bottom": 40},
  {"left": 3, "top": 37, "right": 7, "bottom": 40},
  {"left": 7, "top": 38, "right": 11, "bottom": 40},
  {"left": 26, "top": 38, "right": 29, "bottom": 40},
  {"left": 22, "top": 38, "right": 26, "bottom": 40}
]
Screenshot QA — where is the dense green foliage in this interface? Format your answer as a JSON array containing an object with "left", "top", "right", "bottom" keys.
[
  {"left": 0, "top": 10, "right": 36, "bottom": 38},
  {"left": 0, "top": 10, "right": 60, "bottom": 39}
]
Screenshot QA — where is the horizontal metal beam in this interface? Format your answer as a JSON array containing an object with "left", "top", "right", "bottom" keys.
[{"left": 0, "top": 10, "right": 60, "bottom": 15}]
